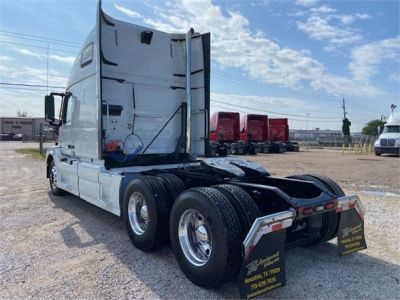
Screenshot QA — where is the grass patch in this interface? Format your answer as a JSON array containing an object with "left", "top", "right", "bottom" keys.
[{"left": 15, "top": 148, "right": 46, "bottom": 160}]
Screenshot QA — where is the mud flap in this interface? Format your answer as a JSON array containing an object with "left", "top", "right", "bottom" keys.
[
  {"left": 336, "top": 195, "right": 367, "bottom": 256},
  {"left": 238, "top": 210, "right": 295, "bottom": 299}
]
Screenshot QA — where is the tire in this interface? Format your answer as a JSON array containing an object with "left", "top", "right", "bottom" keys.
[
  {"left": 123, "top": 176, "right": 171, "bottom": 251},
  {"left": 48, "top": 160, "right": 65, "bottom": 196},
  {"left": 287, "top": 174, "right": 344, "bottom": 243},
  {"left": 218, "top": 147, "right": 228, "bottom": 157},
  {"left": 170, "top": 187, "right": 242, "bottom": 288},
  {"left": 157, "top": 173, "right": 185, "bottom": 202},
  {"left": 230, "top": 144, "right": 238, "bottom": 155},
  {"left": 375, "top": 152, "right": 381, "bottom": 156},
  {"left": 213, "top": 184, "right": 260, "bottom": 236}
]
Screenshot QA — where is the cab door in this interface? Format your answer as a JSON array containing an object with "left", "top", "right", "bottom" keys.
[{"left": 56, "top": 93, "right": 79, "bottom": 195}]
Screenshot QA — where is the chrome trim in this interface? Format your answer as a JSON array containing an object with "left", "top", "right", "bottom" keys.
[
  {"left": 185, "top": 28, "right": 194, "bottom": 155},
  {"left": 337, "top": 194, "right": 366, "bottom": 217},
  {"left": 243, "top": 209, "right": 296, "bottom": 259},
  {"left": 128, "top": 192, "right": 148, "bottom": 235},
  {"left": 178, "top": 209, "right": 212, "bottom": 267}
]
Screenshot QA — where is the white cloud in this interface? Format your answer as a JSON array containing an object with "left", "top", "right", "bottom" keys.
[
  {"left": 310, "top": 5, "right": 336, "bottom": 14},
  {"left": 0, "top": 55, "right": 13, "bottom": 61},
  {"left": 389, "top": 73, "right": 400, "bottom": 83},
  {"left": 332, "top": 13, "right": 370, "bottom": 25},
  {"left": 49, "top": 54, "right": 75, "bottom": 64},
  {"left": 295, "top": 0, "right": 318, "bottom": 7},
  {"left": 12, "top": 48, "right": 75, "bottom": 65},
  {"left": 349, "top": 37, "right": 400, "bottom": 82},
  {"left": 114, "top": 3, "right": 141, "bottom": 18},
  {"left": 297, "top": 16, "right": 362, "bottom": 49},
  {"left": 15, "top": 48, "right": 42, "bottom": 59},
  {"left": 114, "top": 1, "right": 381, "bottom": 97},
  {"left": 0, "top": 64, "right": 68, "bottom": 87}
]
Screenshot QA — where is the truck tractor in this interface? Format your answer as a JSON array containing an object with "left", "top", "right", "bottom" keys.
[
  {"left": 269, "top": 118, "right": 299, "bottom": 152},
  {"left": 239, "top": 114, "right": 269, "bottom": 154},
  {"left": 209, "top": 111, "right": 241, "bottom": 156},
  {"left": 44, "top": 2, "right": 367, "bottom": 298},
  {"left": 374, "top": 110, "right": 400, "bottom": 156}
]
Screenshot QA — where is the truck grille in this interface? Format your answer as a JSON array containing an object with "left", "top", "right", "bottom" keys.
[{"left": 380, "top": 139, "right": 396, "bottom": 146}]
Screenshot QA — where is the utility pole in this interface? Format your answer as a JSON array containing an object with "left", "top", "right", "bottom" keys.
[
  {"left": 342, "top": 97, "right": 347, "bottom": 119},
  {"left": 306, "top": 112, "right": 310, "bottom": 150},
  {"left": 46, "top": 42, "right": 49, "bottom": 94}
]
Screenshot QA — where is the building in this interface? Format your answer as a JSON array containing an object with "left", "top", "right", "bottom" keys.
[{"left": 0, "top": 117, "right": 46, "bottom": 140}]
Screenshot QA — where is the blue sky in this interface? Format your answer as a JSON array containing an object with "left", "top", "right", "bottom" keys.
[{"left": 0, "top": 0, "right": 399, "bottom": 131}]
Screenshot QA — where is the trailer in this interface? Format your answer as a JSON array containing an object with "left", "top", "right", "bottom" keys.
[
  {"left": 209, "top": 112, "right": 241, "bottom": 156},
  {"left": 44, "top": 3, "right": 367, "bottom": 298},
  {"left": 269, "top": 118, "right": 299, "bottom": 152},
  {"left": 240, "top": 114, "right": 269, "bottom": 154}
]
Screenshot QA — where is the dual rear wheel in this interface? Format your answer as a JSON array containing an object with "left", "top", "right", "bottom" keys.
[{"left": 123, "top": 175, "right": 260, "bottom": 287}]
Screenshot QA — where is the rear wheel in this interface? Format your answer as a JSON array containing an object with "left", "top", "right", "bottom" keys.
[
  {"left": 170, "top": 187, "right": 242, "bottom": 288},
  {"left": 123, "top": 176, "right": 171, "bottom": 251},
  {"left": 287, "top": 174, "right": 344, "bottom": 244},
  {"left": 230, "top": 144, "right": 238, "bottom": 155},
  {"left": 157, "top": 173, "right": 185, "bottom": 202},
  {"left": 213, "top": 184, "right": 260, "bottom": 237}
]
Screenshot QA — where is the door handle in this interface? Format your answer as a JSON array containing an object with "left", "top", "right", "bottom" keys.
[{"left": 68, "top": 144, "right": 75, "bottom": 149}]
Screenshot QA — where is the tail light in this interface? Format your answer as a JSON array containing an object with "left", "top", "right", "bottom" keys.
[
  {"left": 324, "top": 202, "right": 335, "bottom": 209},
  {"left": 298, "top": 207, "right": 314, "bottom": 215}
]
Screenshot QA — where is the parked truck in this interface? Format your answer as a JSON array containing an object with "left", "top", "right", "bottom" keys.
[
  {"left": 374, "top": 110, "right": 400, "bottom": 156},
  {"left": 240, "top": 114, "right": 269, "bottom": 154},
  {"left": 269, "top": 118, "right": 299, "bottom": 152},
  {"left": 44, "top": 3, "right": 367, "bottom": 298},
  {"left": 209, "top": 111, "right": 240, "bottom": 156}
]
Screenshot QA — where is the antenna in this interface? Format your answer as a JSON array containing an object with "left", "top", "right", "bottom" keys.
[{"left": 342, "top": 97, "right": 347, "bottom": 119}]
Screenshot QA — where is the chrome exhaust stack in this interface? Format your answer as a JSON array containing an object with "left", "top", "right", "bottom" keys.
[{"left": 185, "top": 28, "right": 194, "bottom": 155}]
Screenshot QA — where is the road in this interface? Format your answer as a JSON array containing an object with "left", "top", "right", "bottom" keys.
[{"left": 0, "top": 142, "right": 399, "bottom": 299}]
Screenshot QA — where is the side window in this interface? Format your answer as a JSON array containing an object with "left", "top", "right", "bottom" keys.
[
  {"left": 81, "top": 43, "right": 93, "bottom": 67},
  {"left": 64, "top": 95, "right": 74, "bottom": 126}
]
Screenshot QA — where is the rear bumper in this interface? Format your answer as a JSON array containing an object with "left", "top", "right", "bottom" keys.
[{"left": 374, "top": 146, "right": 400, "bottom": 154}]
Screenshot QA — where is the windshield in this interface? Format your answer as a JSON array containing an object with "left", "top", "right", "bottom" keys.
[{"left": 383, "top": 126, "right": 400, "bottom": 133}]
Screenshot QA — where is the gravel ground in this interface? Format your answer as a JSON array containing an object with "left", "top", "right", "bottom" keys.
[{"left": 0, "top": 142, "right": 399, "bottom": 299}]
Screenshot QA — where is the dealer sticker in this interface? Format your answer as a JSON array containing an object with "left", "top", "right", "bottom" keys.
[
  {"left": 238, "top": 231, "right": 286, "bottom": 299},
  {"left": 337, "top": 209, "right": 367, "bottom": 256}
]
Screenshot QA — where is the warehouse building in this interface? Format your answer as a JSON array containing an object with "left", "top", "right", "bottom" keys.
[{"left": 0, "top": 117, "right": 46, "bottom": 140}]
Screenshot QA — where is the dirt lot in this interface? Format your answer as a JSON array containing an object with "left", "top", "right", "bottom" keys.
[{"left": 0, "top": 142, "right": 399, "bottom": 299}]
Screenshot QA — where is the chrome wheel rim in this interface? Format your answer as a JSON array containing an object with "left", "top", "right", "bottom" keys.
[
  {"left": 178, "top": 209, "right": 212, "bottom": 266},
  {"left": 50, "top": 165, "right": 58, "bottom": 191},
  {"left": 128, "top": 192, "right": 149, "bottom": 235}
]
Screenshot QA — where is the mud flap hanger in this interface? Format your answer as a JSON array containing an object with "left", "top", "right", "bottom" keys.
[
  {"left": 336, "top": 195, "right": 367, "bottom": 256},
  {"left": 238, "top": 195, "right": 367, "bottom": 299}
]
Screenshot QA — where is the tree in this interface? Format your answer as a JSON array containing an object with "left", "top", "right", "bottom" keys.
[
  {"left": 362, "top": 119, "right": 385, "bottom": 136},
  {"left": 16, "top": 110, "right": 28, "bottom": 117}
]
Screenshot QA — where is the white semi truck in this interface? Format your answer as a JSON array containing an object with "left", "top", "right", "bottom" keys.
[
  {"left": 44, "top": 2, "right": 367, "bottom": 298},
  {"left": 374, "top": 110, "right": 400, "bottom": 156}
]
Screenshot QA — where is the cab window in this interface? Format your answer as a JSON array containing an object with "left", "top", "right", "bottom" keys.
[
  {"left": 81, "top": 43, "right": 93, "bottom": 67},
  {"left": 64, "top": 95, "right": 74, "bottom": 126}
]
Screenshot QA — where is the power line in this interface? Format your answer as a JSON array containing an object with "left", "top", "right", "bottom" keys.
[
  {"left": 0, "top": 40, "right": 78, "bottom": 55},
  {"left": 0, "top": 86, "right": 49, "bottom": 92},
  {"left": 0, "top": 30, "right": 81, "bottom": 47},
  {"left": 0, "top": 82, "right": 66, "bottom": 89},
  {"left": 210, "top": 103, "right": 340, "bottom": 123},
  {"left": 212, "top": 70, "right": 340, "bottom": 103},
  {"left": 211, "top": 98, "right": 341, "bottom": 120}
]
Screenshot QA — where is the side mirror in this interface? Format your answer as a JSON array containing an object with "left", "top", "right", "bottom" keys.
[{"left": 45, "top": 95, "right": 55, "bottom": 123}]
